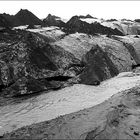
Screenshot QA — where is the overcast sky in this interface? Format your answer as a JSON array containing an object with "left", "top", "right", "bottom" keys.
[{"left": 0, "top": 1, "right": 140, "bottom": 20}]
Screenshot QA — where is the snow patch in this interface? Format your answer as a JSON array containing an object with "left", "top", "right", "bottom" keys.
[
  {"left": 13, "top": 25, "right": 28, "bottom": 30},
  {"left": 80, "top": 18, "right": 102, "bottom": 24},
  {"left": 55, "top": 17, "right": 68, "bottom": 23}
]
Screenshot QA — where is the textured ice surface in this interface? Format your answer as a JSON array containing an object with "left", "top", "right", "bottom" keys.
[{"left": 1, "top": 72, "right": 140, "bottom": 135}]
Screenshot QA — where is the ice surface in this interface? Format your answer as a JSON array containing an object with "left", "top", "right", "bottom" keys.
[
  {"left": 1, "top": 72, "right": 140, "bottom": 134},
  {"left": 13, "top": 25, "right": 28, "bottom": 30},
  {"left": 27, "top": 26, "right": 65, "bottom": 41}
]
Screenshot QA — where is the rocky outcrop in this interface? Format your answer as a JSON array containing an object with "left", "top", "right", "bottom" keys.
[
  {"left": 79, "top": 45, "right": 119, "bottom": 85},
  {"left": 0, "top": 29, "right": 82, "bottom": 96}
]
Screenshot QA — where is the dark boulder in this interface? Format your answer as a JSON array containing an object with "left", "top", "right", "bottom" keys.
[{"left": 79, "top": 45, "right": 119, "bottom": 85}]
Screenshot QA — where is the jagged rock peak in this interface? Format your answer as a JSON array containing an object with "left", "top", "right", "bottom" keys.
[
  {"left": 14, "top": 9, "right": 42, "bottom": 26},
  {"left": 15, "top": 9, "right": 35, "bottom": 18},
  {"left": 42, "top": 14, "right": 65, "bottom": 27},
  {"left": 45, "top": 14, "right": 60, "bottom": 19},
  {"left": 15, "top": 9, "right": 33, "bottom": 16},
  {"left": 79, "top": 14, "right": 94, "bottom": 19},
  {"left": 67, "top": 15, "right": 80, "bottom": 23}
]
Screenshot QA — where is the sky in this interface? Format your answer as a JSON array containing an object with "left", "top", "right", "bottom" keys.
[{"left": 0, "top": 1, "right": 140, "bottom": 20}]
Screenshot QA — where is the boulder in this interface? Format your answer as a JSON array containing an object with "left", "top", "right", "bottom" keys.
[{"left": 79, "top": 45, "right": 119, "bottom": 85}]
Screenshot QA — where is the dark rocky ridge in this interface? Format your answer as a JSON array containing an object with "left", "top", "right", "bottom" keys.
[
  {"left": 0, "top": 10, "right": 126, "bottom": 36},
  {"left": 1, "top": 9, "right": 42, "bottom": 27},
  {"left": 2, "top": 9, "right": 140, "bottom": 36},
  {"left": 64, "top": 16, "right": 124, "bottom": 36},
  {"left": 42, "top": 14, "right": 66, "bottom": 27}
]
